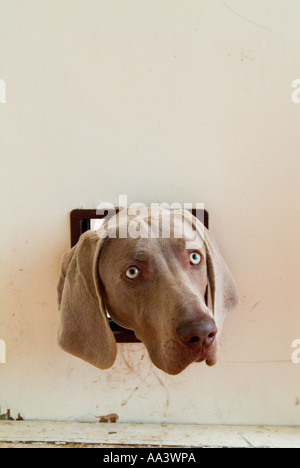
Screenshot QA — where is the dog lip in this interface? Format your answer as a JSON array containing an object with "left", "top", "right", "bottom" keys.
[
  {"left": 192, "top": 343, "right": 217, "bottom": 365},
  {"left": 205, "top": 356, "right": 217, "bottom": 366},
  {"left": 194, "top": 354, "right": 217, "bottom": 366}
]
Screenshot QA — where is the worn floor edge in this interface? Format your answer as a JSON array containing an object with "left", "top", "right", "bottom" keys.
[{"left": 1, "top": 421, "right": 300, "bottom": 448}]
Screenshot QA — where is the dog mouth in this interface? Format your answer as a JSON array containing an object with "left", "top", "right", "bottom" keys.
[
  {"left": 140, "top": 333, "right": 218, "bottom": 375},
  {"left": 169, "top": 328, "right": 218, "bottom": 368},
  {"left": 195, "top": 355, "right": 217, "bottom": 366},
  {"left": 192, "top": 341, "right": 218, "bottom": 367},
  {"left": 157, "top": 340, "right": 218, "bottom": 374}
]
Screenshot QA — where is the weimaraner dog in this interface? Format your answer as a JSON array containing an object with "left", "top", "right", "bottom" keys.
[{"left": 57, "top": 207, "right": 238, "bottom": 375}]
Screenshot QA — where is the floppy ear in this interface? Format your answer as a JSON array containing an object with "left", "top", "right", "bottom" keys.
[
  {"left": 203, "top": 227, "right": 239, "bottom": 329},
  {"left": 57, "top": 230, "right": 117, "bottom": 369}
]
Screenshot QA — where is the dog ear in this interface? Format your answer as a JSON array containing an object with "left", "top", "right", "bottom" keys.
[
  {"left": 57, "top": 230, "right": 117, "bottom": 369},
  {"left": 203, "top": 227, "right": 239, "bottom": 329}
]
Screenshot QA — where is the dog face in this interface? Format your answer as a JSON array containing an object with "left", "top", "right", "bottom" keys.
[
  {"left": 57, "top": 208, "right": 238, "bottom": 375},
  {"left": 99, "top": 231, "right": 217, "bottom": 374}
]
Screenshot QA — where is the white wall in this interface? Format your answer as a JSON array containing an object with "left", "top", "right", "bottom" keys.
[{"left": 0, "top": 0, "right": 300, "bottom": 425}]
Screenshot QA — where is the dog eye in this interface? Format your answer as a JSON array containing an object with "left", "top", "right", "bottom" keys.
[
  {"left": 125, "top": 266, "right": 141, "bottom": 280},
  {"left": 189, "top": 251, "right": 201, "bottom": 266}
]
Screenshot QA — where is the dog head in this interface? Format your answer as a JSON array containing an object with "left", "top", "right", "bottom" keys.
[{"left": 58, "top": 208, "right": 238, "bottom": 375}]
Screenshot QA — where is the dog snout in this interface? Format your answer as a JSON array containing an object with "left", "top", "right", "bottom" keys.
[{"left": 176, "top": 316, "right": 217, "bottom": 349}]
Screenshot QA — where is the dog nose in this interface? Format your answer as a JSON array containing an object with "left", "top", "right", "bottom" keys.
[{"left": 176, "top": 317, "right": 217, "bottom": 349}]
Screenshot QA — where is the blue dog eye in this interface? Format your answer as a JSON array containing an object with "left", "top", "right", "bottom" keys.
[
  {"left": 189, "top": 252, "right": 201, "bottom": 266},
  {"left": 125, "top": 266, "right": 140, "bottom": 280}
]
